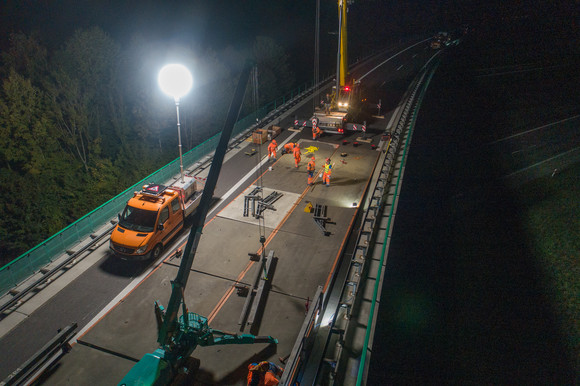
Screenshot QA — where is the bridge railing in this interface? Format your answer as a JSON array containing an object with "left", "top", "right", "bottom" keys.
[{"left": 0, "top": 79, "right": 318, "bottom": 297}]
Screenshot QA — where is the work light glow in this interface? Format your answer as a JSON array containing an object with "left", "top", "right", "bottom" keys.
[{"left": 158, "top": 64, "right": 193, "bottom": 100}]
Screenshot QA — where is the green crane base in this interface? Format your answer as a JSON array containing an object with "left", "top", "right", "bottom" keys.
[{"left": 119, "top": 312, "right": 277, "bottom": 386}]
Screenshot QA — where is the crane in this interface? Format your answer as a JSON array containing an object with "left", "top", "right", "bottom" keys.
[
  {"left": 119, "top": 62, "right": 277, "bottom": 386},
  {"left": 334, "top": 0, "right": 354, "bottom": 112}
]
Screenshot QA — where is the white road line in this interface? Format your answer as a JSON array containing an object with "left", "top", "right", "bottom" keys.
[
  {"left": 489, "top": 114, "right": 580, "bottom": 144},
  {"left": 476, "top": 64, "right": 567, "bottom": 78},
  {"left": 505, "top": 147, "right": 580, "bottom": 177},
  {"left": 358, "top": 38, "right": 431, "bottom": 82},
  {"left": 396, "top": 64, "right": 404, "bottom": 71}
]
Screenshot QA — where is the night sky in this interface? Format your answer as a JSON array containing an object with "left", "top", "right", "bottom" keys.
[
  {"left": 1, "top": 1, "right": 331, "bottom": 51},
  {"left": 1, "top": 1, "right": 575, "bottom": 59},
  {"left": 0, "top": 1, "right": 452, "bottom": 63}
]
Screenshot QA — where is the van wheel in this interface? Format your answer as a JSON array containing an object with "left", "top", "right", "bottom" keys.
[{"left": 151, "top": 244, "right": 163, "bottom": 260}]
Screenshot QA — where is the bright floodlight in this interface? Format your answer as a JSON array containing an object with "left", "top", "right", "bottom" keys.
[{"left": 158, "top": 64, "right": 193, "bottom": 100}]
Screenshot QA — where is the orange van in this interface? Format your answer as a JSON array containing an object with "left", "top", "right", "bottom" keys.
[{"left": 110, "top": 177, "right": 202, "bottom": 260}]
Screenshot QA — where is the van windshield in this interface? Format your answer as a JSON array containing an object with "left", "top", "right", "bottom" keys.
[{"left": 119, "top": 205, "right": 157, "bottom": 232}]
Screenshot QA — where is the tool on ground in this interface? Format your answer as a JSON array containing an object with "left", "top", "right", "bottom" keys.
[
  {"left": 313, "top": 204, "right": 332, "bottom": 236},
  {"left": 279, "top": 354, "right": 291, "bottom": 364}
]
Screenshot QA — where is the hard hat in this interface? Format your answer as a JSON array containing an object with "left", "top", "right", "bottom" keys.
[
  {"left": 272, "top": 139, "right": 277, "bottom": 143},
  {"left": 249, "top": 362, "right": 269, "bottom": 372},
  {"left": 311, "top": 156, "right": 315, "bottom": 160},
  {"left": 326, "top": 158, "right": 330, "bottom": 162}
]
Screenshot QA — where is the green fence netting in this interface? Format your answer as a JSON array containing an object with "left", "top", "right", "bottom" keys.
[{"left": 0, "top": 80, "right": 315, "bottom": 297}]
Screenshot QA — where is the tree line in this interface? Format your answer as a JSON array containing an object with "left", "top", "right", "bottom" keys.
[{"left": 0, "top": 27, "right": 296, "bottom": 265}]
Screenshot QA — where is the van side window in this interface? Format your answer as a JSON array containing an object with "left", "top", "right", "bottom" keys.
[
  {"left": 159, "top": 207, "right": 169, "bottom": 225},
  {"left": 171, "top": 197, "right": 180, "bottom": 214}
]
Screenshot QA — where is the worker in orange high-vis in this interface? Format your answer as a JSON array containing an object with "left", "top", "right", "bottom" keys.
[
  {"left": 247, "top": 361, "right": 284, "bottom": 386},
  {"left": 293, "top": 143, "right": 301, "bottom": 168},
  {"left": 323, "top": 158, "right": 333, "bottom": 186},
  {"left": 307, "top": 156, "right": 316, "bottom": 185},
  {"left": 312, "top": 125, "right": 321, "bottom": 140},
  {"left": 281, "top": 142, "right": 295, "bottom": 155},
  {"left": 267, "top": 139, "right": 277, "bottom": 161}
]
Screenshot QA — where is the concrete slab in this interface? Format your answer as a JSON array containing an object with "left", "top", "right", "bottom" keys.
[
  {"left": 217, "top": 186, "right": 301, "bottom": 230},
  {"left": 186, "top": 217, "right": 268, "bottom": 278},
  {"left": 265, "top": 207, "right": 357, "bottom": 298}
]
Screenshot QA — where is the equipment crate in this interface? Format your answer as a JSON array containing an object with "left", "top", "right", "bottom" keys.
[
  {"left": 252, "top": 129, "right": 268, "bottom": 144},
  {"left": 267, "top": 125, "right": 282, "bottom": 140}
]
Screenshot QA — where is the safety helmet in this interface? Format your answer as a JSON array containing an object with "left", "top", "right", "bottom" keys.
[
  {"left": 326, "top": 158, "right": 330, "bottom": 162},
  {"left": 295, "top": 142, "right": 300, "bottom": 147},
  {"left": 249, "top": 361, "right": 269, "bottom": 372},
  {"left": 311, "top": 156, "right": 315, "bottom": 160},
  {"left": 272, "top": 139, "right": 277, "bottom": 144}
]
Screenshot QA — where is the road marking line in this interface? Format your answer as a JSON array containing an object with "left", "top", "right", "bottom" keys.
[
  {"left": 504, "top": 147, "right": 580, "bottom": 177},
  {"left": 358, "top": 38, "right": 431, "bottom": 82},
  {"left": 396, "top": 64, "right": 404, "bottom": 71},
  {"left": 71, "top": 254, "right": 169, "bottom": 344},
  {"left": 489, "top": 114, "right": 580, "bottom": 144}
]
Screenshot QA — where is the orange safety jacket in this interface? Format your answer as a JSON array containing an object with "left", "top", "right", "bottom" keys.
[
  {"left": 307, "top": 160, "right": 315, "bottom": 172},
  {"left": 247, "top": 362, "right": 283, "bottom": 386},
  {"left": 293, "top": 146, "right": 301, "bottom": 159}
]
